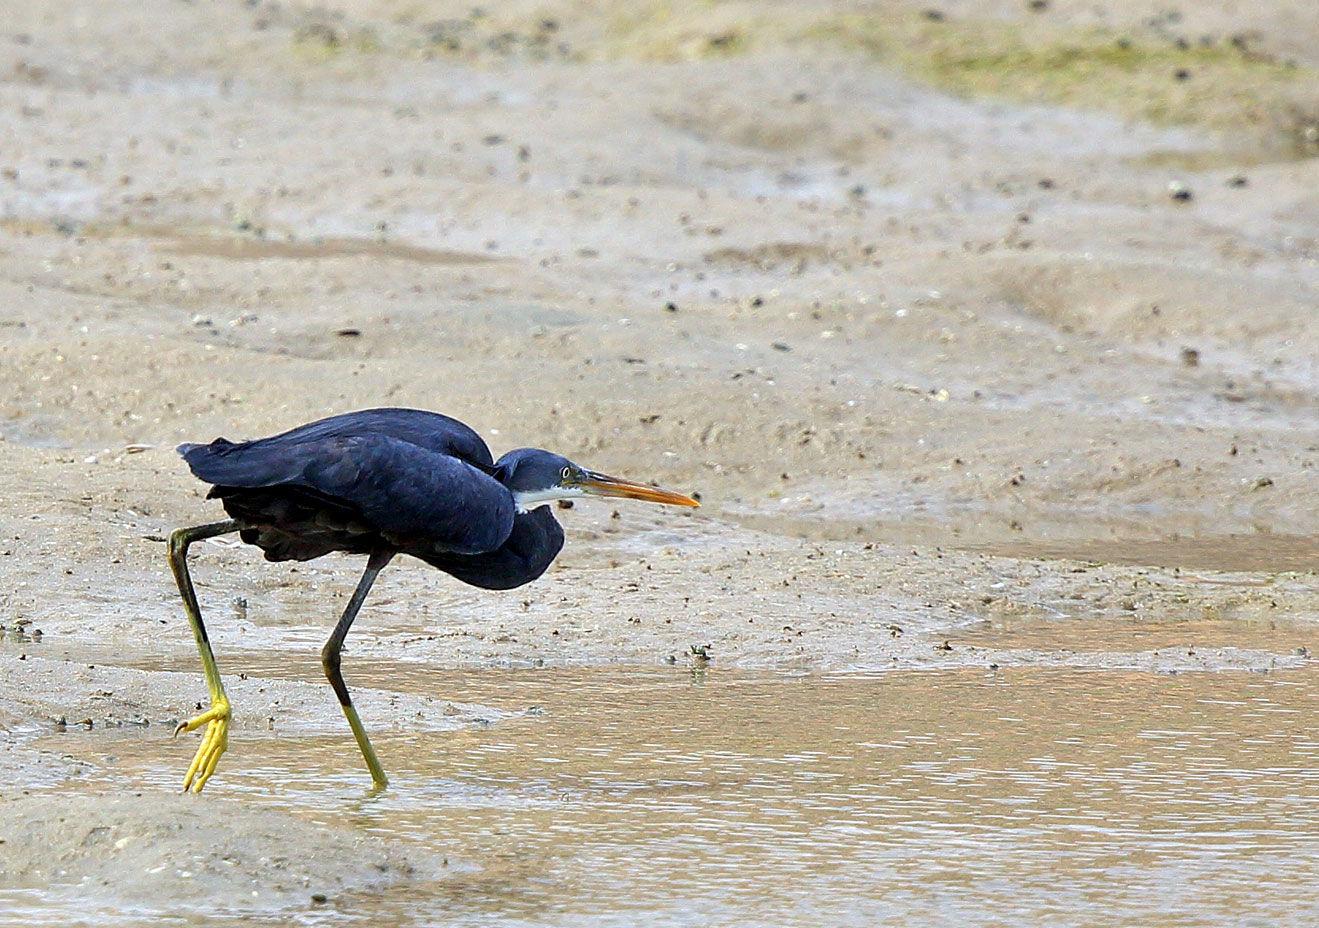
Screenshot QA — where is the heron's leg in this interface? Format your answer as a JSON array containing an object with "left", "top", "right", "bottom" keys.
[
  {"left": 322, "top": 548, "right": 395, "bottom": 790},
  {"left": 167, "top": 519, "right": 240, "bottom": 793}
]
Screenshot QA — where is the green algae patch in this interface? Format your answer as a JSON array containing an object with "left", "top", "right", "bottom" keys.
[
  {"left": 900, "top": 23, "right": 1311, "bottom": 143},
  {"left": 601, "top": 5, "right": 1317, "bottom": 152},
  {"left": 266, "top": 1, "right": 1317, "bottom": 153},
  {"left": 583, "top": 4, "right": 1319, "bottom": 151},
  {"left": 601, "top": 2, "right": 764, "bottom": 61}
]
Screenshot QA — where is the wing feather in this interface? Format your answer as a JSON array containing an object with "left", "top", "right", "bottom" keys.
[{"left": 180, "top": 411, "right": 513, "bottom": 555}]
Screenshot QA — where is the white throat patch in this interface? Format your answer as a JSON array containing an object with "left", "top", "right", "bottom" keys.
[{"left": 512, "top": 486, "right": 584, "bottom": 512}]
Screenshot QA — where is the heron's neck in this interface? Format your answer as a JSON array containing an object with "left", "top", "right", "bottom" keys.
[{"left": 512, "top": 487, "right": 583, "bottom": 512}]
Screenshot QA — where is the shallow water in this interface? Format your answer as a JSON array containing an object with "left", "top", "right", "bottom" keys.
[
  {"left": 953, "top": 611, "right": 1319, "bottom": 656},
  {"left": 13, "top": 661, "right": 1319, "bottom": 926}
]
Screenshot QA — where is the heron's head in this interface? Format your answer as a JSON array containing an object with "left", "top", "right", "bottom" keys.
[{"left": 494, "top": 448, "right": 700, "bottom": 512}]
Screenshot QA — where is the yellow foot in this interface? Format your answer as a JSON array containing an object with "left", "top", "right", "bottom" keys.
[{"left": 174, "top": 700, "right": 230, "bottom": 793}]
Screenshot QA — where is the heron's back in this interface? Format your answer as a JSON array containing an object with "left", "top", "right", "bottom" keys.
[{"left": 178, "top": 407, "right": 495, "bottom": 484}]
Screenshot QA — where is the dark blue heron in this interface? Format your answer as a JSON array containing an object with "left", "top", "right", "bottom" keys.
[{"left": 167, "top": 407, "right": 699, "bottom": 792}]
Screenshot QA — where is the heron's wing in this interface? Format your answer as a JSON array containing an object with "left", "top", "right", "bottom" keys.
[
  {"left": 212, "top": 407, "right": 497, "bottom": 466},
  {"left": 181, "top": 432, "right": 514, "bottom": 555}
]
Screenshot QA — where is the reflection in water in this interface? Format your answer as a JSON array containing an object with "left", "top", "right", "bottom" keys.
[{"left": 22, "top": 665, "right": 1319, "bottom": 926}]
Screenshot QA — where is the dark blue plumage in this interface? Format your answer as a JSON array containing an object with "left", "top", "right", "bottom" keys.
[{"left": 179, "top": 408, "right": 559, "bottom": 589}]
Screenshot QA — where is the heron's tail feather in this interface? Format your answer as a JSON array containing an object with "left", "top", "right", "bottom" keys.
[{"left": 177, "top": 438, "right": 306, "bottom": 489}]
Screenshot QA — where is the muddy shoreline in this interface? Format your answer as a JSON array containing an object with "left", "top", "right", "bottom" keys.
[{"left": 1, "top": 0, "right": 1317, "bottom": 922}]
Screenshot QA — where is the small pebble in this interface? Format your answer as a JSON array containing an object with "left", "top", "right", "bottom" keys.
[{"left": 1168, "top": 181, "right": 1193, "bottom": 202}]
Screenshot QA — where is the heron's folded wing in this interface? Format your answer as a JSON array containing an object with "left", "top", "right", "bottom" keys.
[
  {"left": 250, "top": 407, "right": 496, "bottom": 466},
  {"left": 182, "top": 433, "right": 515, "bottom": 555}
]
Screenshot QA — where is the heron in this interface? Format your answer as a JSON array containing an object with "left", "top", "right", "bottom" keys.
[{"left": 167, "top": 407, "right": 699, "bottom": 793}]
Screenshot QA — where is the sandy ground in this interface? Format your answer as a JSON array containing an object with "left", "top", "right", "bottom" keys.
[{"left": 0, "top": 0, "right": 1317, "bottom": 918}]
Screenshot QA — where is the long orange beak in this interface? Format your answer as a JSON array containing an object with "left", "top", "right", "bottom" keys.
[{"left": 579, "top": 471, "right": 700, "bottom": 507}]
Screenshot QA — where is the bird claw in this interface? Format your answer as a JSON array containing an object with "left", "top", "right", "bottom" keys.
[{"left": 175, "top": 700, "right": 230, "bottom": 793}]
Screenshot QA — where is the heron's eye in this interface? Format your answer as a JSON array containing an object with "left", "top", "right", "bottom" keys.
[{"left": 560, "top": 466, "right": 572, "bottom": 481}]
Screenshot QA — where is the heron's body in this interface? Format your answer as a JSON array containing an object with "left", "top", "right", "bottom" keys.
[
  {"left": 181, "top": 408, "right": 563, "bottom": 589},
  {"left": 167, "top": 407, "right": 697, "bottom": 792}
]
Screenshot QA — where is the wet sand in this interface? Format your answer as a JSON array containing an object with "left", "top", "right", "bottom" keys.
[{"left": 1, "top": 0, "right": 1317, "bottom": 923}]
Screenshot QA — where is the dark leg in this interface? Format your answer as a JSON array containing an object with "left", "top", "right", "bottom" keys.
[
  {"left": 322, "top": 547, "right": 395, "bottom": 790},
  {"left": 167, "top": 519, "right": 240, "bottom": 792}
]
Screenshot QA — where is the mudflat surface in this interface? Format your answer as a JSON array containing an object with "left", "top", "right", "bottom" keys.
[{"left": 0, "top": 1, "right": 1317, "bottom": 924}]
